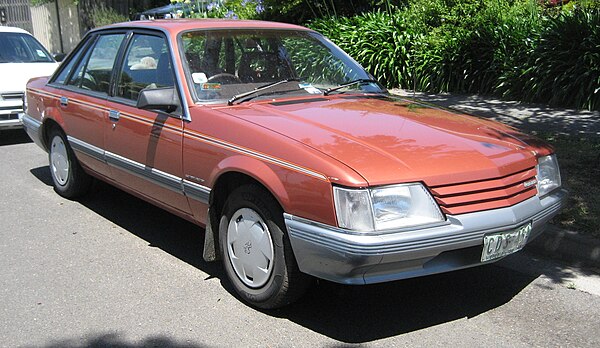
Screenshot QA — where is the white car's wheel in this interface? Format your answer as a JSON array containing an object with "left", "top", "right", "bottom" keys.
[
  {"left": 48, "top": 128, "right": 92, "bottom": 198},
  {"left": 219, "top": 185, "right": 311, "bottom": 309}
]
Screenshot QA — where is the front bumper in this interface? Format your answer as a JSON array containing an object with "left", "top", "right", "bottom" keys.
[{"left": 285, "top": 189, "right": 567, "bottom": 285}]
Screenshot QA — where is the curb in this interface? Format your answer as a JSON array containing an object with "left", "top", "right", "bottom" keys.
[{"left": 526, "top": 225, "right": 600, "bottom": 269}]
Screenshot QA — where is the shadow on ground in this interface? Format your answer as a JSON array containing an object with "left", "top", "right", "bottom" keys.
[
  {"left": 0, "top": 129, "right": 32, "bottom": 146},
  {"left": 30, "top": 167, "right": 544, "bottom": 343},
  {"left": 393, "top": 90, "right": 600, "bottom": 136},
  {"left": 274, "top": 264, "right": 534, "bottom": 342},
  {"left": 37, "top": 333, "right": 205, "bottom": 348}
]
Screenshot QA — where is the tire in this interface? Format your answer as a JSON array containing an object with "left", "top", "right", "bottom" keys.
[
  {"left": 48, "top": 127, "right": 92, "bottom": 199},
  {"left": 219, "top": 185, "right": 311, "bottom": 309}
]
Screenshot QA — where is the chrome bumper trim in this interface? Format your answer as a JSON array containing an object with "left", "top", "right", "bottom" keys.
[
  {"left": 285, "top": 189, "right": 567, "bottom": 285},
  {"left": 21, "top": 113, "right": 45, "bottom": 149}
]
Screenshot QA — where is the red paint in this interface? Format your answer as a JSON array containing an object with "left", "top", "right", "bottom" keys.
[{"left": 27, "top": 20, "right": 556, "bottom": 229}]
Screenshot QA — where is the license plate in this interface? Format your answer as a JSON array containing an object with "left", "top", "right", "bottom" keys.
[{"left": 481, "top": 222, "right": 532, "bottom": 262}]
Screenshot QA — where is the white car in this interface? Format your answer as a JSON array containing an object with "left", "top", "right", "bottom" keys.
[{"left": 0, "top": 26, "right": 58, "bottom": 130}]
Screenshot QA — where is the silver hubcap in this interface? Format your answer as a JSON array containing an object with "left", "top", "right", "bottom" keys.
[
  {"left": 227, "top": 208, "right": 275, "bottom": 288},
  {"left": 50, "top": 136, "right": 69, "bottom": 186}
]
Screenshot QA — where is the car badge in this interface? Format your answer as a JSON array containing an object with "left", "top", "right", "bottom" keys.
[{"left": 523, "top": 179, "right": 537, "bottom": 188}]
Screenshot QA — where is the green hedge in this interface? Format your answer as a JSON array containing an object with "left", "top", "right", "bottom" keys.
[{"left": 309, "top": 0, "right": 600, "bottom": 111}]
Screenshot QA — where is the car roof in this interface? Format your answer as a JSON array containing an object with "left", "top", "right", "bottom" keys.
[
  {"left": 97, "top": 19, "right": 312, "bottom": 34},
  {"left": 0, "top": 26, "right": 31, "bottom": 34}
]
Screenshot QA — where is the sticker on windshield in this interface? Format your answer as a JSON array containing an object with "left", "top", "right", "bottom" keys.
[
  {"left": 299, "top": 83, "right": 321, "bottom": 95},
  {"left": 192, "top": 72, "right": 208, "bottom": 84},
  {"left": 36, "top": 49, "right": 47, "bottom": 58},
  {"left": 200, "top": 83, "right": 221, "bottom": 91}
]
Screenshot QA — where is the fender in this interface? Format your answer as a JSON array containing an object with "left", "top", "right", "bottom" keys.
[
  {"left": 42, "top": 104, "right": 67, "bottom": 131},
  {"left": 209, "top": 154, "right": 291, "bottom": 210}
]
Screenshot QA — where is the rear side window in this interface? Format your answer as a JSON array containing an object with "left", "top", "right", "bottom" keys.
[
  {"left": 115, "top": 33, "right": 174, "bottom": 101},
  {"left": 66, "top": 33, "right": 126, "bottom": 94}
]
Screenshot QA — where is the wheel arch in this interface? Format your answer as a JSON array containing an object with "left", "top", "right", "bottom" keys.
[
  {"left": 41, "top": 118, "right": 63, "bottom": 151},
  {"left": 40, "top": 106, "right": 67, "bottom": 151},
  {"left": 203, "top": 156, "right": 292, "bottom": 262}
]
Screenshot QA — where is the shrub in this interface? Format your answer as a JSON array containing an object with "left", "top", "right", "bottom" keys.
[
  {"left": 91, "top": 4, "right": 129, "bottom": 27},
  {"left": 517, "top": 8, "right": 600, "bottom": 110},
  {"left": 308, "top": 0, "right": 600, "bottom": 110}
]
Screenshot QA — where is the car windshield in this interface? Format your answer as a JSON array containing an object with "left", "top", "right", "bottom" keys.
[
  {"left": 0, "top": 32, "right": 54, "bottom": 63},
  {"left": 180, "top": 29, "right": 384, "bottom": 103}
]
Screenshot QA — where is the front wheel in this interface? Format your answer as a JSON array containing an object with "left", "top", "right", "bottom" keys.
[
  {"left": 219, "top": 185, "right": 311, "bottom": 309},
  {"left": 48, "top": 128, "right": 92, "bottom": 199}
]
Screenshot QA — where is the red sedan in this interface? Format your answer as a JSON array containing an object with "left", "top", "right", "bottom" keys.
[{"left": 22, "top": 19, "right": 566, "bottom": 308}]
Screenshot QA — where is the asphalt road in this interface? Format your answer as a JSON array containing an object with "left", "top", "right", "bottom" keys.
[{"left": 2, "top": 129, "right": 600, "bottom": 347}]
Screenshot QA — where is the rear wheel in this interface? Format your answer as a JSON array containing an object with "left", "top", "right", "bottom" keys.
[
  {"left": 48, "top": 128, "right": 92, "bottom": 198},
  {"left": 219, "top": 185, "right": 311, "bottom": 309}
]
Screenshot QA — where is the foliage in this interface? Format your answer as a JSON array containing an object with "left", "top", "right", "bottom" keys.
[
  {"left": 259, "top": 0, "right": 405, "bottom": 23},
  {"left": 90, "top": 4, "right": 129, "bottom": 27},
  {"left": 170, "top": 0, "right": 265, "bottom": 19},
  {"left": 538, "top": 133, "right": 600, "bottom": 238},
  {"left": 309, "top": 0, "right": 600, "bottom": 111},
  {"left": 30, "top": 0, "right": 79, "bottom": 5},
  {"left": 513, "top": 8, "right": 600, "bottom": 110}
]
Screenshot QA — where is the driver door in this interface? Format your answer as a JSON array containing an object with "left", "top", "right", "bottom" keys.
[{"left": 104, "top": 32, "right": 191, "bottom": 215}]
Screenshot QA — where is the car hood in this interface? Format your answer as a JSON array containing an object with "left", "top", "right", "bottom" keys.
[
  {"left": 0, "top": 62, "right": 58, "bottom": 92},
  {"left": 217, "top": 95, "right": 550, "bottom": 187}
]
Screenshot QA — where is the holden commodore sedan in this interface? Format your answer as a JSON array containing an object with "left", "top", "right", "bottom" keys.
[{"left": 22, "top": 19, "right": 566, "bottom": 309}]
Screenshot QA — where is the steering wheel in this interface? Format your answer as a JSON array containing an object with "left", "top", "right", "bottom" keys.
[{"left": 207, "top": 73, "right": 242, "bottom": 84}]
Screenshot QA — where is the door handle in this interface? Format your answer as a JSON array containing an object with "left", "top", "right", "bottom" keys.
[
  {"left": 109, "top": 110, "right": 120, "bottom": 122},
  {"left": 59, "top": 96, "right": 68, "bottom": 107}
]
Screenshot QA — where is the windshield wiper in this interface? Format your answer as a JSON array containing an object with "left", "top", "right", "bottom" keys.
[
  {"left": 323, "top": 78, "right": 380, "bottom": 96},
  {"left": 228, "top": 78, "right": 301, "bottom": 106}
]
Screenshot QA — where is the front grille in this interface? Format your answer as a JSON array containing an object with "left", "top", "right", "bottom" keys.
[
  {"left": 430, "top": 166, "right": 537, "bottom": 215},
  {"left": 0, "top": 114, "right": 20, "bottom": 121},
  {"left": 1, "top": 92, "right": 24, "bottom": 100}
]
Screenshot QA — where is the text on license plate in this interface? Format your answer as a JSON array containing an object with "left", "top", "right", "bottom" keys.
[{"left": 481, "top": 222, "right": 532, "bottom": 262}]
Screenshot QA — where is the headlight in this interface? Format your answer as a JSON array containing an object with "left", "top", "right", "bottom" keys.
[
  {"left": 333, "top": 183, "right": 444, "bottom": 232},
  {"left": 536, "top": 154, "right": 561, "bottom": 197}
]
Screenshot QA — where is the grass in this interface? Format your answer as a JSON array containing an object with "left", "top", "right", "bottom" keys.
[{"left": 536, "top": 133, "right": 600, "bottom": 238}]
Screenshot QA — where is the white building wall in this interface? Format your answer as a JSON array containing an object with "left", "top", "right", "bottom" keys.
[{"left": 30, "top": 0, "right": 80, "bottom": 54}]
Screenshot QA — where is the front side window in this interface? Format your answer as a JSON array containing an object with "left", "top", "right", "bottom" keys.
[
  {"left": 67, "top": 33, "right": 126, "bottom": 94},
  {"left": 180, "top": 29, "right": 383, "bottom": 103},
  {"left": 115, "top": 34, "right": 175, "bottom": 101},
  {"left": 0, "top": 32, "right": 53, "bottom": 63}
]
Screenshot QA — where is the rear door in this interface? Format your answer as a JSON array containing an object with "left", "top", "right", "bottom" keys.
[
  {"left": 53, "top": 32, "right": 127, "bottom": 178},
  {"left": 104, "top": 31, "right": 191, "bottom": 215}
]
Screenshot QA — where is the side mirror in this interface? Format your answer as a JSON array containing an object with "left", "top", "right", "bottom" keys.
[
  {"left": 137, "top": 87, "right": 179, "bottom": 113},
  {"left": 53, "top": 53, "right": 66, "bottom": 62}
]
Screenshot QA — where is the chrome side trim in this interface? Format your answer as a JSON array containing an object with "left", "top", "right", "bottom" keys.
[
  {"left": 67, "top": 136, "right": 106, "bottom": 163},
  {"left": 105, "top": 152, "right": 183, "bottom": 194},
  {"left": 66, "top": 135, "right": 212, "bottom": 203},
  {"left": 182, "top": 180, "right": 211, "bottom": 204}
]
